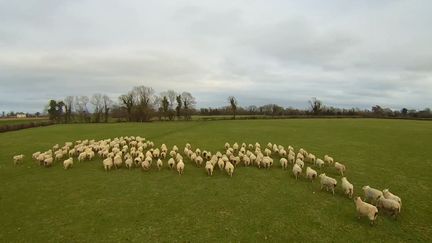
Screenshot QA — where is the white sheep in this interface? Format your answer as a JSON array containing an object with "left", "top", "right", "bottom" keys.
[
  {"left": 44, "top": 157, "right": 53, "bottom": 167},
  {"left": 177, "top": 160, "right": 185, "bottom": 175},
  {"left": 305, "top": 167, "right": 317, "bottom": 181},
  {"left": 334, "top": 162, "right": 346, "bottom": 176},
  {"left": 292, "top": 164, "right": 302, "bottom": 180},
  {"left": 324, "top": 155, "right": 334, "bottom": 165},
  {"left": 195, "top": 156, "right": 204, "bottom": 167},
  {"left": 376, "top": 196, "right": 401, "bottom": 218},
  {"left": 225, "top": 161, "right": 234, "bottom": 177},
  {"left": 295, "top": 158, "right": 304, "bottom": 169},
  {"left": 382, "top": 189, "right": 402, "bottom": 208},
  {"left": 307, "top": 153, "right": 316, "bottom": 164},
  {"left": 141, "top": 160, "right": 151, "bottom": 171},
  {"left": 224, "top": 142, "right": 230, "bottom": 149},
  {"left": 168, "top": 158, "right": 176, "bottom": 169},
  {"left": 156, "top": 159, "right": 163, "bottom": 170},
  {"left": 287, "top": 154, "right": 295, "bottom": 164},
  {"left": 13, "top": 154, "right": 24, "bottom": 165},
  {"left": 113, "top": 155, "right": 123, "bottom": 169},
  {"left": 280, "top": 158, "right": 288, "bottom": 170},
  {"left": 125, "top": 158, "right": 133, "bottom": 169},
  {"left": 362, "top": 186, "right": 383, "bottom": 205},
  {"left": 103, "top": 157, "right": 113, "bottom": 171},
  {"left": 315, "top": 158, "right": 325, "bottom": 168},
  {"left": 217, "top": 158, "right": 225, "bottom": 171},
  {"left": 341, "top": 177, "right": 354, "bottom": 198},
  {"left": 63, "top": 157, "right": 73, "bottom": 169},
  {"left": 205, "top": 161, "right": 214, "bottom": 176},
  {"left": 354, "top": 197, "right": 379, "bottom": 225},
  {"left": 319, "top": 173, "right": 337, "bottom": 195},
  {"left": 32, "top": 152, "right": 41, "bottom": 160}
]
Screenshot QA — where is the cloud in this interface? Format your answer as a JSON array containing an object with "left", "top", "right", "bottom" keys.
[{"left": 0, "top": 0, "right": 431, "bottom": 112}]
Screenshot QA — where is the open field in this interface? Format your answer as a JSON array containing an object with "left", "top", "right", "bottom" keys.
[{"left": 1, "top": 119, "right": 431, "bottom": 242}]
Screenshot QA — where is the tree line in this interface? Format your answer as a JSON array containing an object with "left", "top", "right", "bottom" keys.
[
  {"left": 40, "top": 88, "right": 432, "bottom": 123},
  {"left": 45, "top": 86, "right": 196, "bottom": 123}
]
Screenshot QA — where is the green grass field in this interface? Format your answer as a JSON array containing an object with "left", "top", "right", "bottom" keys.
[{"left": 1, "top": 119, "right": 431, "bottom": 242}]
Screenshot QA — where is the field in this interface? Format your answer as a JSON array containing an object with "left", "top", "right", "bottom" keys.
[
  {"left": 0, "top": 117, "right": 49, "bottom": 125},
  {"left": 1, "top": 119, "right": 431, "bottom": 242}
]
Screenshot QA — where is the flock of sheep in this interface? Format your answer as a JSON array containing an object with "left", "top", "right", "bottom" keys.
[{"left": 13, "top": 136, "right": 402, "bottom": 225}]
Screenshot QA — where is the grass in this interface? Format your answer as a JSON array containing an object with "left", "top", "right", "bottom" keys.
[{"left": 0, "top": 119, "right": 431, "bottom": 242}]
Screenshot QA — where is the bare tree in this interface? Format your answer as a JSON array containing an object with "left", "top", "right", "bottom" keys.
[
  {"left": 75, "top": 96, "right": 90, "bottom": 122},
  {"left": 228, "top": 96, "right": 238, "bottom": 119},
  {"left": 309, "top": 97, "right": 322, "bottom": 115},
  {"left": 176, "top": 95, "right": 182, "bottom": 120},
  {"left": 181, "top": 92, "right": 196, "bottom": 120},
  {"left": 91, "top": 93, "right": 103, "bottom": 123},
  {"left": 102, "top": 95, "right": 112, "bottom": 123},
  {"left": 64, "top": 96, "right": 74, "bottom": 123},
  {"left": 132, "top": 86, "right": 155, "bottom": 121},
  {"left": 119, "top": 92, "right": 134, "bottom": 122}
]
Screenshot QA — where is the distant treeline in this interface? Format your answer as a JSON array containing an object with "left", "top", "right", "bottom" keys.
[
  {"left": 0, "top": 120, "right": 54, "bottom": 133},
  {"left": 4, "top": 85, "right": 431, "bottom": 124}
]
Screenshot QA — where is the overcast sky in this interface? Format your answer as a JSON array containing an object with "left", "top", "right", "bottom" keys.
[{"left": 0, "top": 0, "right": 431, "bottom": 113}]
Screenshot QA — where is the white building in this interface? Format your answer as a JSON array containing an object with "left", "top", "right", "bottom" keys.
[{"left": 16, "top": 113, "right": 27, "bottom": 118}]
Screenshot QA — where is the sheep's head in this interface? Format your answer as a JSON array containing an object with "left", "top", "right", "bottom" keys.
[{"left": 362, "top": 185, "right": 370, "bottom": 191}]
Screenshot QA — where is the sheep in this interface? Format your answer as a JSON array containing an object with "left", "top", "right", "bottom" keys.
[
  {"left": 376, "top": 196, "right": 401, "bottom": 218},
  {"left": 103, "top": 157, "right": 113, "bottom": 171},
  {"left": 307, "top": 153, "right": 316, "bottom": 164},
  {"left": 195, "top": 156, "right": 204, "bottom": 167},
  {"left": 225, "top": 161, "right": 234, "bottom": 177},
  {"left": 78, "top": 152, "right": 87, "bottom": 162},
  {"left": 243, "top": 156, "right": 251, "bottom": 167},
  {"left": 264, "top": 148, "right": 272, "bottom": 156},
  {"left": 134, "top": 157, "right": 142, "bottom": 167},
  {"left": 233, "top": 142, "right": 239, "bottom": 152},
  {"left": 295, "top": 158, "right": 304, "bottom": 169},
  {"left": 341, "top": 177, "right": 354, "bottom": 198},
  {"left": 63, "top": 158, "right": 73, "bottom": 169},
  {"left": 287, "top": 154, "right": 295, "bottom": 164},
  {"left": 354, "top": 197, "right": 379, "bottom": 225},
  {"left": 44, "top": 157, "right": 53, "bottom": 167},
  {"left": 334, "top": 162, "right": 346, "bottom": 176},
  {"left": 168, "top": 158, "right": 176, "bottom": 169},
  {"left": 169, "top": 150, "right": 177, "bottom": 158},
  {"left": 176, "top": 154, "right": 183, "bottom": 163},
  {"left": 172, "top": 145, "right": 179, "bottom": 152},
  {"left": 305, "top": 167, "right": 317, "bottom": 181},
  {"left": 217, "top": 158, "right": 225, "bottom": 171},
  {"left": 324, "top": 155, "right": 334, "bottom": 165},
  {"left": 280, "top": 158, "right": 288, "bottom": 170},
  {"left": 195, "top": 148, "right": 201, "bottom": 156},
  {"left": 113, "top": 155, "right": 123, "bottom": 169},
  {"left": 296, "top": 153, "right": 304, "bottom": 161},
  {"left": 292, "top": 164, "right": 302, "bottom": 179},
  {"left": 224, "top": 142, "right": 230, "bottom": 150},
  {"left": 177, "top": 160, "right": 185, "bottom": 175},
  {"left": 156, "top": 159, "right": 163, "bottom": 170},
  {"left": 32, "top": 152, "right": 41, "bottom": 160},
  {"left": 13, "top": 154, "right": 24, "bottom": 165},
  {"left": 319, "top": 173, "right": 337, "bottom": 195},
  {"left": 141, "top": 160, "right": 151, "bottom": 171},
  {"left": 205, "top": 161, "right": 214, "bottom": 176},
  {"left": 315, "top": 158, "right": 325, "bottom": 168},
  {"left": 362, "top": 186, "right": 383, "bottom": 205},
  {"left": 382, "top": 189, "right": 402, "bottom": 207},
  {"left": 125, "top": 158, "right": 133, "bottom": 169}
]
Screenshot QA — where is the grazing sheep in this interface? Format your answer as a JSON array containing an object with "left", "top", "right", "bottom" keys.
[
  {"left": 287, "top": 154, "right": 295, "bottom": 164},
  {"left": 141, "top": 160, "right": 151, "bottom": 171},
  {"left": 63, "top": 158, "right": 73, "bottom": 169},
  {"left": 125, "top": 158, "right": 133, "bottom": 169},
  {"left": 233, "top": 142, "right": 239, "bottom": 152},
  {"left": 32, "top": 152, "right": 41, "bottom": 160},
  {"left": 292, "top": 164, "right": 302, "bottom": 180},
  {"left": 355, "top": 197, "right": 379, "bottom": 225},
  {"left": 113, "top": 155, "right": 123, "bottom": 169},
  {"left": 224, "top": 142, "right": 230, "bottom": 150},
  {"left": 319, "top": 173, "right": 337, "bottom": 195},
  {"left": 334, "top": 162, "right": 346, "bottom": 176},
  {"left": 383, "top": 189, "right": 402, "bottom": 207},
  {"left": 103, "top": 157, "right": 113, "bottom": 171},
  {"left": 264, "top": 148, "right": 272, "bottom": 156},
  {"left": 324, "top": 155, "right": 334, "bottom": 165},
  {"left": 13, "top": 154, "right": 24, "bottom": 165},
  {"left": 169, "top": 150, "right": 177, "bottom": 158},
  {"left": 315, "top": 158, "right": 325, "bottom": 168},
  {"left": 44, "top": 157, "right": 53, "bottom": 167},
  {"left": 225, "top": 161, "right": 234, "bottom": 177},
  {"left": 362, "top": 186, "right": 383, "bottom": 205},
  {"left": 296, "top": 153, "right": 304, "bottom": 161},
  {"left": 307, "top": 153, "right": 316, "bottom": 164},
  {"left": 176, "top": 160, "right": 185, "bottom": 175},
  {"left": 280, "top": 158, "right": 288, "bottom": 170},
  {"left": 168, "top": 158, "right": 176, "bottom": 169},
  {"left": 195, "top": 156, "right": 204, "bottom": 167},
  {"left": 156, "top": 159, "right": 163, "bottom": 170},
  {"left": 217, "top": 158, "right": 225, "bottom": 171},
  {"left": 305, "top": 167, "right": 317, "bottom": 181},
  {"left": 205, "top": 161, "right": 214, "bottom": 176},
  {"left": 134, "top": 157, "right": 142, "bottom": 167},
  {"left": 377, "top": 196, "right": 401, "bottom": 218},
  {"left": 243, "top": 156, "right": 251, "bottom": 167},
  {"left": 172, "top": 145, "right": 179, "bottom": 152},
  {"left": 295, "top": 158, "right": 304, "bottom": 169},
  {"left": 195, "top": 148, "right": 201, "bottom": 156},
  {"left": 341, "top": 177, "right": 354, "bottom": 198}
]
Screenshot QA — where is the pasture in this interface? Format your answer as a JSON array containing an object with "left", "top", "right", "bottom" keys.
[{"left": 1, "top": 119, "right": 431, "bottom": 242}]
